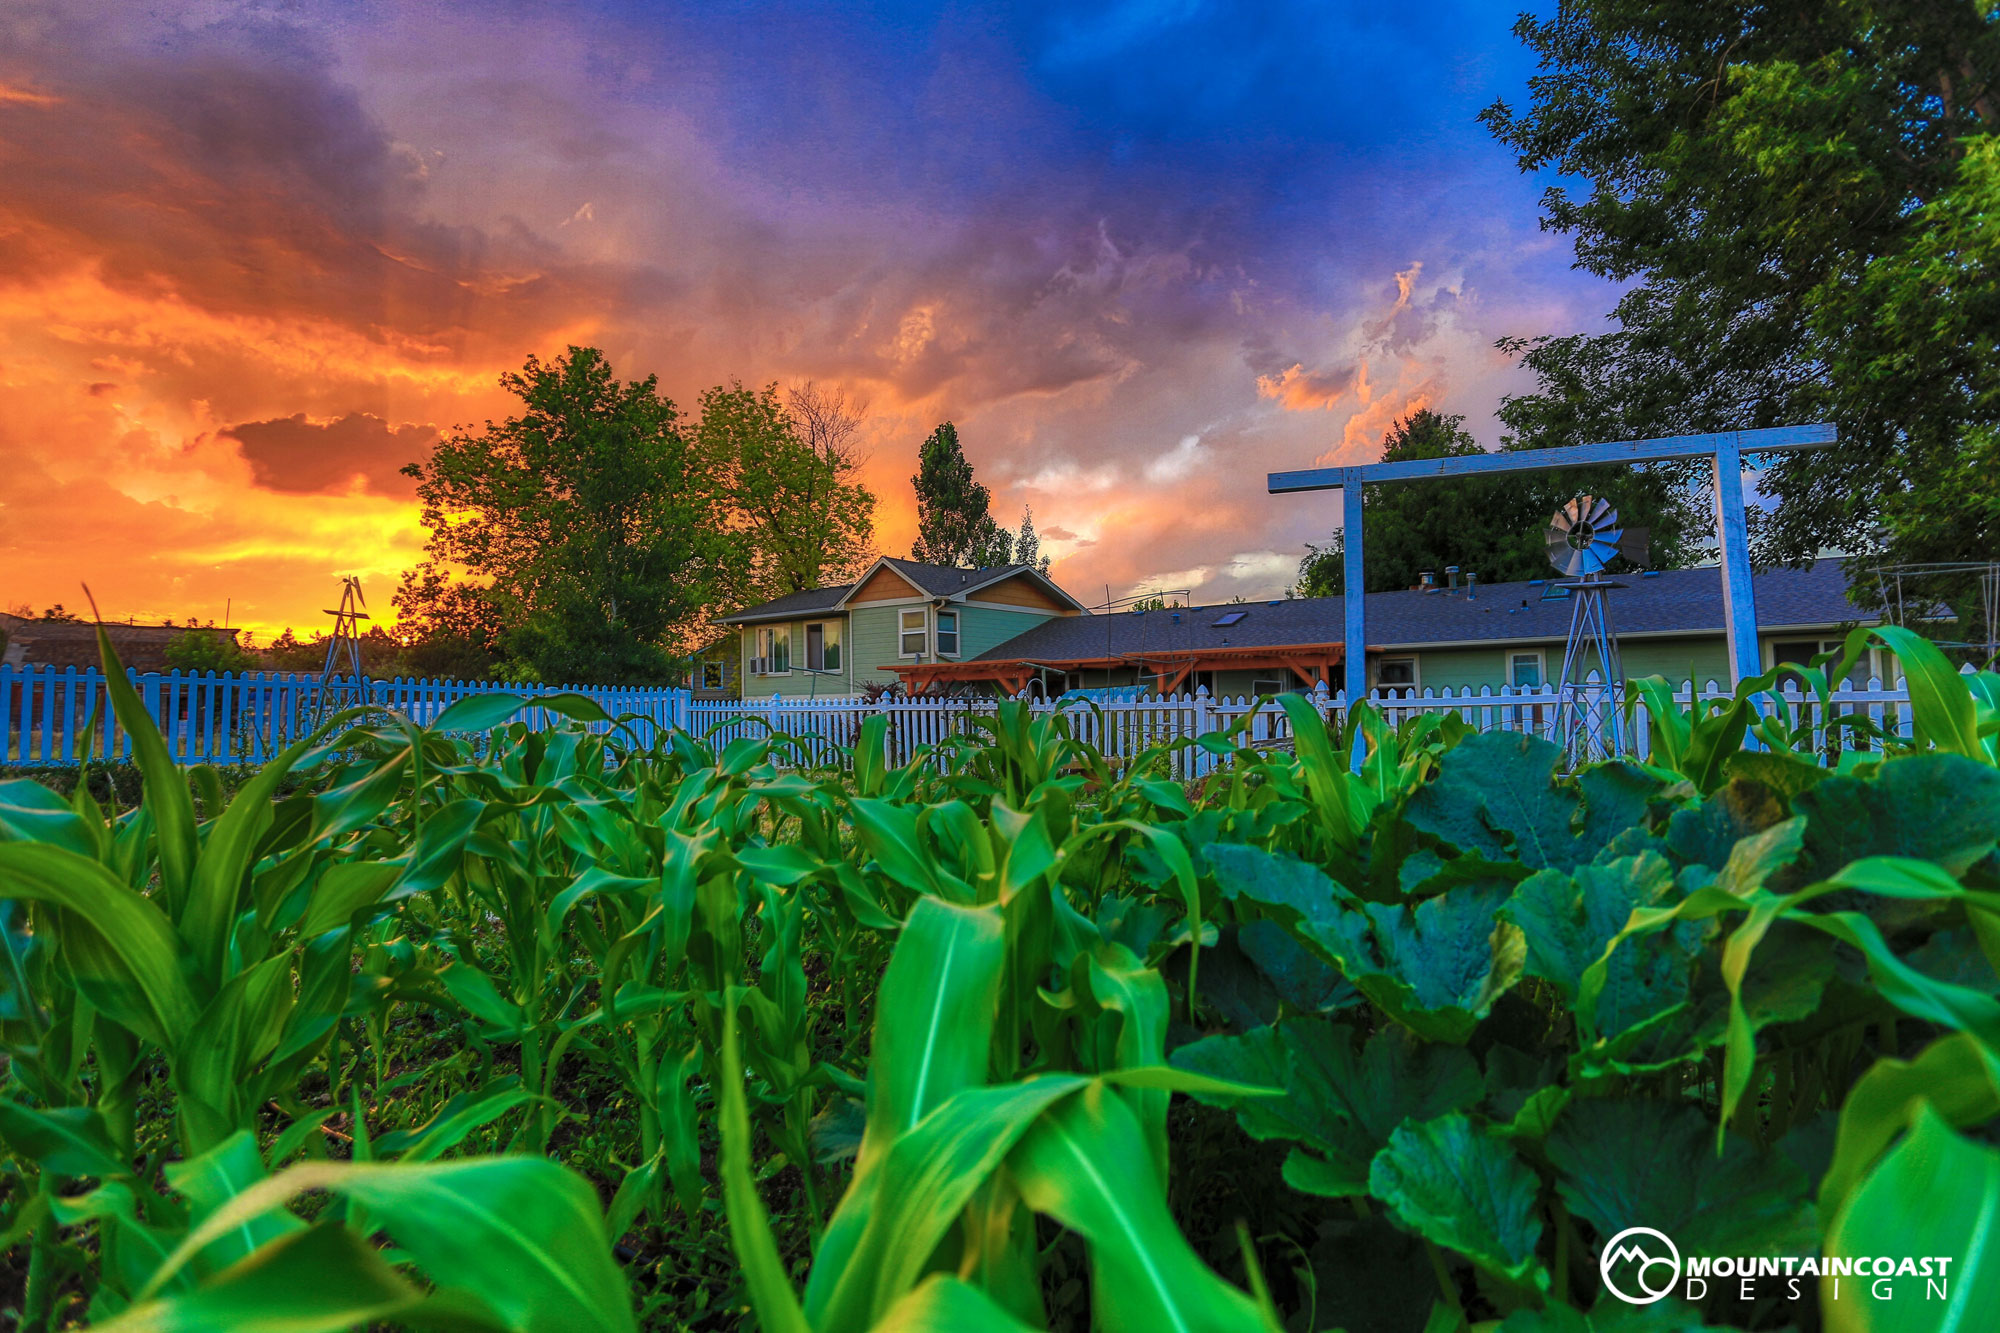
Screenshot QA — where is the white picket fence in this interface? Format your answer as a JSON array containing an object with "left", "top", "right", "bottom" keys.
[
  {"left": 0, "top": 664, "right": 1930, "bottom": 777},
  {"left": 0, "top": 668, "right": 685, "bottom": 768}
]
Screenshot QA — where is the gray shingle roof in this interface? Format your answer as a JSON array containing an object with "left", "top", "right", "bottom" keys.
[
  {"left": 716, "top": 558, "right": 1060, "bottom": 624},
  {"left": 714, "top": 585, "right": 852, "bottom": 624},
  {"left": 877, "top": 557, "right": 1040, "bottom": 596},
  {"left": 971, "top": 558, "right": 1871, "bottom": 662}
]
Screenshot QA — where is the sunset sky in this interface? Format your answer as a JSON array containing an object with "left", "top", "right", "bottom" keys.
[{"left": 0, "top": 0, "right": 1612, "bottom": 641}]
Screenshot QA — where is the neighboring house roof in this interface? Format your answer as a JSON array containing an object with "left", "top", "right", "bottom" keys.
[
  {"left": 716, "top": 556, "right": 1088, "bottom": 624},
  {"left": 0, "top": 613, "right": 242, "bottom": 672},
  {"left": 961, "top": 558, "right": 1870, "bottom": 665}
]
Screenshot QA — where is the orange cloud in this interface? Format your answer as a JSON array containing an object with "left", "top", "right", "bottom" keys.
[
  {"left": 0, "top": 82, "right": 59, "bottom": 106},
  {"left": 1255, "top": 361, "right": 1358, "bottom": 411}
]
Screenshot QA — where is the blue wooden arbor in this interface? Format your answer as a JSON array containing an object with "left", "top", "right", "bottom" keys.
[{"left": 1267, "top": 424, "right": 1839, "bottom": 702}]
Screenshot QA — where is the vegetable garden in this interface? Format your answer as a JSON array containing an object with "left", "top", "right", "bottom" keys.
[{"left": 0, "top": 623, "right": 1996, "bottom": 1331}]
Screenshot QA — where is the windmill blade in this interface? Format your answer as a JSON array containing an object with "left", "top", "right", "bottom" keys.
[{"left": 1584, "top": 496, "right": 1617, "bottom": 526}]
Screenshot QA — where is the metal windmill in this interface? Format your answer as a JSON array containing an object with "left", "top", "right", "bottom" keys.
[
  {"left": 315, "top": 576, "right": 371, "bottom": 720},
  {"left": 1546, "top": 496, "right": 1626, "bottom": 762}
]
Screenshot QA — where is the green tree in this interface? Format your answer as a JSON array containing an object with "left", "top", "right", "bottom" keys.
[
  {"left": 163, "top": 628, "right": 258, "bottom": 674},
  {"left": 1294, "top": 410, "right": 1693, "bottom": 597},
  {"left": 1483, "top": 2, "right": 2000, "bottom": 614},
  {"left": 910, "top": 422, "right": 1012, "bottom": 567},
  {"left": 396, "top": 346, "right": 724, "bottom": 684},
  {"left": 1013, "top": 506, "right": 1051, "bottom": 574},
  {"left": 696, "top": 380, "right": 876, "bottom": 602}
]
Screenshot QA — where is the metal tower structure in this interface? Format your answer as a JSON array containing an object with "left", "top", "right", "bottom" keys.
[
  {"left": 315, "top": 577, "right": 370, "bottom": 719},
  {"left": 1547, "top": 496, "right": 1626, "bottom": 762}
]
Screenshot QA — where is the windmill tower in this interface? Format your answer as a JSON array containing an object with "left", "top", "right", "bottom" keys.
[
  {"left": 1546, "top": 497, "right": 1626, "bottom": 763},
  {"left": 315, "top": 577, "right": 370, "bottom": 719}
]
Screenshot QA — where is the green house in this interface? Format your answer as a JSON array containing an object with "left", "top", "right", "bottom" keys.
[{"left": 713, "top": 557, "right": 1090, "bottom": 698}]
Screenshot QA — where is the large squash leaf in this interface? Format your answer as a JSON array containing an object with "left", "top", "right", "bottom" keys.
[
  {"left": 1368, "top": 1111, "right": 1548, "bottom": 1293},
  {"left": 1794, "top": 755, "right": 2000, "bottom": 881},
  {"left": 1405, "top": 733, "right": 1658, "bottom": 873},
  {"left": 1172, "top": 1018, "right": 1481, "bottom": 1198},
  {"left": 1501, "top": 854, "right": 1701, "bottom": 1041},
  {"left": 1297, "top": 885, "right": 1526, "bottom": 1043},
  {"left": 1544, "top": 1098, "right": 1816, "bottom": 1261}
]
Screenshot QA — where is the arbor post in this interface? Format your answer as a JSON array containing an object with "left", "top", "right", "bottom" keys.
[{"left": 1710, "top": 434, "right": 1762, "bottom": 683}]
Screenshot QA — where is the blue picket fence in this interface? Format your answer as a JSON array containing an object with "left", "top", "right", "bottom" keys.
[{"left": 0, "top": 666, "right": 689, "bottom": 767}]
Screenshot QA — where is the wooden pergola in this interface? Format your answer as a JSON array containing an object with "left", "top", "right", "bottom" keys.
[{"left": 890, "top": 642, "right": 1346, "bottom": 697}]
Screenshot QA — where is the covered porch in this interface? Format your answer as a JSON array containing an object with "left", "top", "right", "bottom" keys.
[{"left": 890, "top": 642, "right": 1348, "bottom": 698}]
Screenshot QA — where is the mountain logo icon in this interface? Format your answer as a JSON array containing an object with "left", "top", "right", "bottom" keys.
[{"left": 1600, "top": 1227, "right": 1681, "bottom": 1304}]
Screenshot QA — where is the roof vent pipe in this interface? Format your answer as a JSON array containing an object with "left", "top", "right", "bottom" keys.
[
  {"left": 1419, "top": 570, "right": 1435, "bottom": 590},
  {"left": 1466, "top": 571, "right": 1478, "bottom": 599},
  {"left": 1445, "top": 565, "right": 1460, "bottom": 590}
]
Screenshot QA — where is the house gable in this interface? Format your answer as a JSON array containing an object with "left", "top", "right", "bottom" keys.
[
  {"left": 964, "top": 572, "right": 1075, "bottom": 613},
  {"left": 848, "top": 565, "right": 924, "bottom": 603}
]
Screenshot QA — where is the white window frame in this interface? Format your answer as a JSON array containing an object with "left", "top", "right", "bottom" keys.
[
  {"left": 755, "top": 625, "right": 792, "bottom": 675},
  {"left": 1250, "top": 677, "right": 1286, "bottom": 698},
  {"left": 805, "top": 620, "right": 842, "bottom": 673},
  {"left": 1375, "top": 655, "right": 1420, "bottom": 692},
  {"left": 935, "top": 609, "right": 960, "bottom": 658},
  {"left": 899, "top": 608, "right": 928, "bottom": 658},
  {"left": 1508, "top": 649, "right": 1546, "bottom": 690}
]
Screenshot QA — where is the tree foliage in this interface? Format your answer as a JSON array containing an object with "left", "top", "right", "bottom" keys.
[
  {"left": 909, "top": 422, "right": 1013, "bottom": 567},
  {"left": 695, "top": 381, "right": 877, "bottom": 604},
  {"left": 396, "top": 347, "right": 724, "bottom": 685},
  {"left": 162, "top": 628, "right": 258, "bottom": 675},
  {"left": 1295, "top": 410, "right": 1697, "bottom": 597},
  {"left": 1483, "top": 1, "right": 2000, "bottom": 608},
  {"left": 1013, "top": 506, "right": 1051, "bottom": 574}
]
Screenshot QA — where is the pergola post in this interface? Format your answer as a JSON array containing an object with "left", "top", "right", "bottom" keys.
[
  {"left": 1710, "top": 434, "right": 1762, "bottom": 683},
  {"left": 1342, "top": 472, "right": 1367, "bottom": 704}
]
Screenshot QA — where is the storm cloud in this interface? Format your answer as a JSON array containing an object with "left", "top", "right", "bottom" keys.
[{"left": 0, "top": 0, "right": 1612, "bottom": 634}]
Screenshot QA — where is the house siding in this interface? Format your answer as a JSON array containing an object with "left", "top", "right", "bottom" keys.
[
  {"left": 954, "top": 605, "right": 1051, "bottom": 660},
  {"left": 849, "top": 605, "right": 909, "bottom": 690}
]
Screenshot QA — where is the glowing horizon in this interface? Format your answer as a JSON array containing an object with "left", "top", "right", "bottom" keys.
[{"left": 0, "top": 1, "right": 1608, "bottom": 644}]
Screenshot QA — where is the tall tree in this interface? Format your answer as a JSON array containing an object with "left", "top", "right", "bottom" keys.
[
  {"left": 1295, "top": 410, "right": 1696, "bottom": 597},
  {"left": 396, "top": 346, "right": 725, "bottom": 684},
  {"left": 910, "top": 422, "right": 1012, "bottom": 566},
  {"left": 696, "top": 380, "right": 877, "bottom": 602},
  {"left": 1483, "top": 2, "right": 1999, "bottom": 616},
  {"left": 1013, "top": 506, "right": 1051, "bottom": 574}
]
